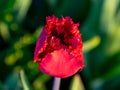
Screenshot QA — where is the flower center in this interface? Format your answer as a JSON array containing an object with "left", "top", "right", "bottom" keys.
[{"left": 37, "top": 17, "right": 81, "bottom": 60}]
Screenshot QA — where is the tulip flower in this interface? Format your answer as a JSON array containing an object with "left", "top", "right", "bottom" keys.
[{"left": 34, "top": 16, "right": 84, "bottom": 78}]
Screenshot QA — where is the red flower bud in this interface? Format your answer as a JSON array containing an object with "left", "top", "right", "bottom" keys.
[{"left": 34, "top": 16, "right": 84, "bottom": 78}]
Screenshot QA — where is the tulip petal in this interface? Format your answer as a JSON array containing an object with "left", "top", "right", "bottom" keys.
[{"left": 38, "top": 49, "right": 84, "bottom": 78}]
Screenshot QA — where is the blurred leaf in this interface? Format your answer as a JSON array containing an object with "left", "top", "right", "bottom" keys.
[
  {"left": 27, "top": 61, "right": 39, "bottom": 78},
  {"left": 0, "top": 22, "right": 11, "bottom": 41},
  {"left": 102, "top": 75, "right": 120, "bottom": 90},
  {"left": 4, "top": 70, "right": 32, "bottom": 90},
  {"left": 20, "top": 70, "right": 32, "bottom": 90},
  {"left": 100, "top": 0, "right": 120, "bottom": 56},
  {"left": 0, "top": 0, "right": 8, "bottom": 17},
  {"left": 33, "top": 74, "right": 51, "bottom": 90},
  {"left": 105, "top": 25, "right": 120, "bottom": 56},
  {"left": 14, "top": 0, "right": 32, "bottom": 22},
  {"left": 90, "top": 79, "right": 104, "bottom": 90},
  {"left": 33, "top": 26, "right": 43, "bottom": 41},
  {"left": 70, "top": 74, "right": 85, "bottom": 90},
  {"left": 13, "top": 33, "right": 34, "bottom": 50},
  {"left": 4, "top": 71, "right": 23, "bottom": 90},
  {"left": 81, "top": 0, "right": 103, "bottom": 34},
  {"left": 100, "top": 0, "right": 119, "bottom": 35},
  {"left": 4, "top": 50, "right": 23, "bottom": 66},
  {"left": 101, "top": 65, "right": 120, "bottom": 80},
  {"left": 55, "top": 0, "right": 90, "bottom": 22},
  {"left": 83, "top": 36, "right": 101, "bottom": 53},
  {"left": 96, "top": 51, "right": 120, "bottom": 81},
  {"left": 45, "top": 0, "right": 58, "bottom": 10},
  {"left": 7, "top": 0, "right": 16, "bottom": 12},
  {"left": 0, "top": 81, "right": 3, "bottom": 90},
  {"left": 91, "top": 75, "right": 120, "bottom": 90},
  {"left": 5, "top": 13, "right": 13, "bottom": 22}
]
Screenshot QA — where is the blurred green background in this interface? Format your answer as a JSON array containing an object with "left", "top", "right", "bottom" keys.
[{"left": 0, "top": 0, "right": 120, "bottom": 90}]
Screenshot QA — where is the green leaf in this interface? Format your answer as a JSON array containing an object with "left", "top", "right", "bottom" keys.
[
  {"left": 4, "top": 70, "right": 32, "bottom": 90},
  {"left": 55, "top": 0, "right": 90, "bottom": 21},
  {"left": 4, "top": 71, "right": 23, "bottom": 90},
  {"left": 102, "top": 75, "right": 120, "bottom": 90},
  {"left": 0, "top": 81, "right": 3, "bottom": 90},
  {"left": 14, "top": 0, "right": 32, "bottom": 22},
  {"left": 6, "top": 0, "right": 16, "bottom": 12},
  {"left": 100, "top": 0, "right": 120, "bottom": 56},
  {"left": 70, "top": 74, "right": 85, "bottom": 90},
  {"left": 102, "top": 65, "right": 120, "bottom": 80},
  {"left": 20, "top": 70, "right": 32, "bottom": 90},
  {"left": 45, "top": 0, "right": 58, "bottom": 10},
  {"left": 33, "top": 74, "right": 51, "bottom": 90},
  {"left": 0, "top": 0, "right": 8, "bottom": 17},
  {"left": 83, "top": 36, "right": 101, "bottom": 53},
  {"left": 97, "top": 52, "right": 120, "bottom": 80}
]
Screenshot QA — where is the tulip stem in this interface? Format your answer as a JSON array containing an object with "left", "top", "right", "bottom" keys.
[{"left": 52, "top": 77, "right": 61, "bottom": 90}]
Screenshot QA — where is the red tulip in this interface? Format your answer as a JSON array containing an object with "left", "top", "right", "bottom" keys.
[{"left": 34, "top": 16, "right": 84, "bottom": 78}]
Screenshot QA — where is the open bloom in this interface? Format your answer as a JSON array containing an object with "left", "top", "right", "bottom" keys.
[{"left": 34, "top": 16, "right": 84, "bottom": 78}]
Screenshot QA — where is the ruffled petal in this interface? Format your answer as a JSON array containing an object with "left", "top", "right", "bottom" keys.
[{"left": 34, "top": 29, "right": 47, "bottom": 62}]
